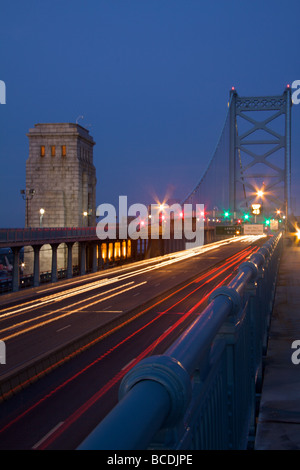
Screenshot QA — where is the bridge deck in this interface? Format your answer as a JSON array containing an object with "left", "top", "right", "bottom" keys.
[{"left": 255, "top": 240, "right": 300, "bottom": 450}]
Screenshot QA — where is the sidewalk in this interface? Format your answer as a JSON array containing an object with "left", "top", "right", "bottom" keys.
[{"left": 255, "top": 240, "right": 300, "bottom": 450}]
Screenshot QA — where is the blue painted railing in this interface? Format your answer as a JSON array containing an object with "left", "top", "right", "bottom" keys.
[{"left": 77, "top": 232, "right": 283, "bottom": 450}]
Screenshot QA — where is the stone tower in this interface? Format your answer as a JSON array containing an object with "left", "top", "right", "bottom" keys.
[
  {"left": 26, "top": 123, "right": 96, "bottom": 228},
  {"left": 24, "top": 123, "right": 97, "bottom": 275}
]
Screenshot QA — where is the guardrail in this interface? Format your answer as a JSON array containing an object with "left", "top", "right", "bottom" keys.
[
  {"left": 77, "top": 232, "right": 283, "bottom": 450},
  {"left": 0, "top": 227, "right": 99, "bottom": 247}
]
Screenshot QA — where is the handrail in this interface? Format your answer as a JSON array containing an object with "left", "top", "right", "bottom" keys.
[{"left": 77, "top": 232, "right": 283, "bottom": 450}]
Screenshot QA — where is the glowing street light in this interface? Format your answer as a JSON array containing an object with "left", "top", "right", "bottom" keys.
[
  {"left": 257, "top": 190, "right": 264, "bottom": 198},
  {"left": 83, "top": 211, "right": 88, "bottom": 227},
  {"left": 39, "top": 208, "right": 45, "bottom": 228}
]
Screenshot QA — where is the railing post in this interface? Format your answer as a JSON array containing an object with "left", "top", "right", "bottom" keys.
[{"left": 78, "top": 355, "right": 191, "bottom": 450}]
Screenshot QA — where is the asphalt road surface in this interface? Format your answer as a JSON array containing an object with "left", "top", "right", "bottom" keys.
[{"left": 0, "top": 235, "right": 267, "bottom": 450}]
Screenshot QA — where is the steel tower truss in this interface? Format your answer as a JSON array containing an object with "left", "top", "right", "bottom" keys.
[{"left": 229, "top": 87, "right": 292, "bottom": 219}]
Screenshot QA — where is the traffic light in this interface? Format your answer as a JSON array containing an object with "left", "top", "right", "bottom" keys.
[{"left": 244, "top": 213, "right": 249, "bottom": 220}]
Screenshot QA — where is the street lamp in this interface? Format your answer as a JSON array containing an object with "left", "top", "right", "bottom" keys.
[
  {"left": 20, "top": 188, "right": 36, "bottom": 227},
  {"left": 83, "top": 211, "right": 88, "bottom": 227},
  {"left": 39, "top": 208, "right": 45, "bottom": 228}
]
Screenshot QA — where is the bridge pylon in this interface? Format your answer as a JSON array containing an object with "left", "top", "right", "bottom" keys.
[{"left": 229, "top": 86, "right": 292, "bottom": 222}]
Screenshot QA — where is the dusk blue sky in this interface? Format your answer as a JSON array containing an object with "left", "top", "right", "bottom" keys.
[{"left": 1, "top": 0, "right": 300, "bottom": 227}]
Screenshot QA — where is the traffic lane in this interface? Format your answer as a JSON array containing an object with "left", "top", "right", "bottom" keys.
[
  {"left": 0, "top": 241, "right": 258, "bottom": 377},
  {"left": 0, "top": 245, "right": 257, "bottom": 449}
]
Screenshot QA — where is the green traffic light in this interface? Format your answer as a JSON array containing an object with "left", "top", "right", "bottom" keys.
[
  {"left": 244, "top": 214, "right": 249, "bottom": 220},
  {"left": 265, "top": 219, "right": 270, "bottom": 225},
  {"left": 224, "top": 211, "right": 229, "bottom": 218}
]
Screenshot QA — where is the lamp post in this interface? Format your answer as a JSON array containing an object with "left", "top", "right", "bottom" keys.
[
  {"left": 83, "top": 211, "right": 88, "bottom": 227},
  {"left": 20, "top": 189, "right": 36, "bottom": 227},
  {"left": 39, "top": 208, "right": 45, "bottom": 228}
]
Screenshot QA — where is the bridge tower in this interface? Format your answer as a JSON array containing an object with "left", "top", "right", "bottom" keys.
[
  {"left": 229, "top": 86, "right": 292, "bottom": 220},
  {"left": 24, "top": 123, "right": 97, "bottom": 274},
  {"left": 26, "top": 123, "right": 96, "bottom": 228}
]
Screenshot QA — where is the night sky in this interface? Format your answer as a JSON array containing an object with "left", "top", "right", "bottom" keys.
[{"left": 1, "top": 0, "right": 300, "bottom": 227}]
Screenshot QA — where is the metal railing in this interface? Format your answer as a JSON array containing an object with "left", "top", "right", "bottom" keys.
[
  {"left": 0, "top": 227, "right": 99, "bottom": 247},
  {"left": 77, "top": 233, "right": 283, "bottom": 450}
]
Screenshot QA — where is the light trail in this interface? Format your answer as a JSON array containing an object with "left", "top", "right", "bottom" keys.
[
  {"left": 35, "top": 267, "right": 240, "bottom": 450},
  {"left": 0, "top": 235, "right": 264, "bottom": 322},
  {"left": 0, "top": 281, "right": 147, "bottom": 342},
  {"left": 1, "top": 244, "right": 256, "bottom": 341},
  {"left": 0, "top": 248, "right": 250, "bottom": 404}
]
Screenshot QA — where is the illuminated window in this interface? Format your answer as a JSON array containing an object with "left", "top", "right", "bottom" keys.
[
  {"left": 51, "top": 146, "right": 56, "bottom": 157},
  {"left": 114, "top": 242, "right": 121, "bottom": 259},
  {"left": 40, "top": 145, "right": 45, "bottom": 157},
  {"left": 108, "top": 243, "right": 113, "bottom": 261},
  {"left": 61, "top": 145, "right": 66, "bottom": 157},
  {"left": 122, "top": 240, "right": 126, "bottom": 258},
  {"left": 127, "top": 240, "right": 131, "bottom": 257},
  {"left": 101, "top": 243, "right": 107, "bottom": 260}
]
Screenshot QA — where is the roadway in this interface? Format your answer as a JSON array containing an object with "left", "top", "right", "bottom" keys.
[{"left": 0, "top": 235, "right": 267, "bottom": 450}]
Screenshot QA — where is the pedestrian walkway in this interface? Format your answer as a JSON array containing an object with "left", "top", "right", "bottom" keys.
[{"left": 255, "top": 240, "right": 300, "bottom": 450}]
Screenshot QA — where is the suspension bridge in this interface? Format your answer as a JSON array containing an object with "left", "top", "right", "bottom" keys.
[{"left": 0, "top": 86, "right": 298, "bottom": 452}]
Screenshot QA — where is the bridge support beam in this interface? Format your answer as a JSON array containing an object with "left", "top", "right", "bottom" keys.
[
  {"left": 33, "top": 245, "right": 41, "bottom": 287},
  {"left": 66, "top": 242, "right": 74, "bottom": 279},
  {"left": 12, "top": 247, "right": 20, "bottom": 292},
  {"left": 80, "top": 242, "right": 86, "bottom": 276},
  {"left": 285, "top": 86, "right": 292, "bottom": 218},
  {"left": 51, "top": 244, "right": 58, "bottom": 283},
  {"left": 229, "top": 88, "right": 237, "bottom": 214},
  {"left": 97, "top": 243, "right": 103, "bottom": 270},
  {"left": 92, "top": 243, "right": 97, "bottom": 273}
]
